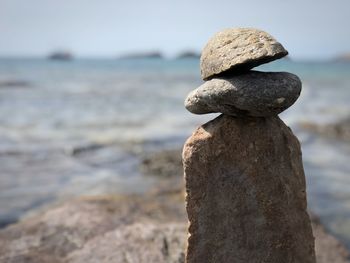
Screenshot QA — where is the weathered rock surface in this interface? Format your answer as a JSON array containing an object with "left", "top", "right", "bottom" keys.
[
  {"left": 67, "top": 223, "right": 185, "bottom": 263},
  {"left": 200, "top": 28, "right": 288, "bottom": 80},
  {"left": 0, "top": 187, "right": 348, "bottom": 263},
  {"left": 183, "top": 114, "right": 316, "bottom": 263},
  {"left": 185, "top": 71, "right": 301, "bottom": 117}
]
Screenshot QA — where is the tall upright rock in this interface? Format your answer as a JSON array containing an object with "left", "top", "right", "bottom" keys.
[{"left": 183, "top": 28, "right": 316, "bottom": 263}]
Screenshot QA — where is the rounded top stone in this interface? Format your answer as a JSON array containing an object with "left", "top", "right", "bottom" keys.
[{"left": 200, "top": 28, "right": 288, "bottom": 80}]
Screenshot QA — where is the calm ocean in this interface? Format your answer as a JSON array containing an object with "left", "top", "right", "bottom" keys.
[{"left": 1, "top": 58, "right": 350, "bottom": 246}]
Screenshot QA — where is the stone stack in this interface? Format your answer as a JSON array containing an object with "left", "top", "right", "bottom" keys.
[{"left": 183, "top": 28, "right": 316, "bottom": 263}]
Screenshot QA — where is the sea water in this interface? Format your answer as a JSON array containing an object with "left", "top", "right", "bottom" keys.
[{"left": 0, "top": 58, "right": 350, "bottom": 246}]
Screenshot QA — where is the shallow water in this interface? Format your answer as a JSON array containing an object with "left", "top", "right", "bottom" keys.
[{"left": 0, "top": 58, "right": 350, "bottom": 246}]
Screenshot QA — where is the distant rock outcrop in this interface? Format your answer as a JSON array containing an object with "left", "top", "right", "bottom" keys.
[
  {"left": 119, "top": 51, "right": 163, "bottom": 59},
  {"left": 48, "top": 51, "right": 73, "bottom": 61},
  {"left": 0, "top": 80, "right": 31, "bottom": 88},
  {"left": 176, "top": 51, "right": 200, "bottom": 59},
  {"left": 333, "top": 53, "right": 350, "bottom": 62}
]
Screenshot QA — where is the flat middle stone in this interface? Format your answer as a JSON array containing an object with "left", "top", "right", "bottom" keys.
[{"left": 185, "top": 71, "right": 301, "bottom": 117}]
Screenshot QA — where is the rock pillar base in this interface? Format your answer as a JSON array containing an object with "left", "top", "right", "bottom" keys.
[{"left": 182, "top": 114, "right": 316, "bottom": 263}]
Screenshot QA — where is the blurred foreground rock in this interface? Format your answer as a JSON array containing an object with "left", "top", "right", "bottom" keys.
[
  {"left": 301, "top": 118, "right": 350, "bottom": 141},
  {"left": 140, "top": 149, "right": 183, "bottom": 178},
  {"left": 0, "top": 183, "right": 349, "bottom": 263},
  {"left": 0, "top": 192, "right": 186, "bottom": 263}
]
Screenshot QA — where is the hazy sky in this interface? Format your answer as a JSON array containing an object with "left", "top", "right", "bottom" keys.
[{"left": 0, "top": 0, "right": 349, "bottom": 59}]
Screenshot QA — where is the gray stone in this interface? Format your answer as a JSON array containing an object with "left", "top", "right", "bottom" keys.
[
  {"left": 185, "top": 71, "right": 301, "bottom": 117},
  {"left": 200, "top": 28, "right": 288, "bottom": 80},
  {"left": 183, "top": 114, "right": 316, "bottom": 263}
]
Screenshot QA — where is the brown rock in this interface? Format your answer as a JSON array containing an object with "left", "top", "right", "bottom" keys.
[
  {"left": 200, "top": 28, "right": 288, "bottom": 80},
  {"left": 183, "top": 114, "right": 316, "bottom": 263}
]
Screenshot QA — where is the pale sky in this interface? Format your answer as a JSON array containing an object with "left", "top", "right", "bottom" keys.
[{"left": 0, "top": 0, "right": 349, "bottom": 59}]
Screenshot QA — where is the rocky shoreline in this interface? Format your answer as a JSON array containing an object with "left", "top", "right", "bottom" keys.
[{"left": 0, "top": 147, "right": 348, "bottom": 263}]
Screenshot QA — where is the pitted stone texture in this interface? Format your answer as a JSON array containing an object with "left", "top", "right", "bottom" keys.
[
  {"left": 183, "top": 115, "right": 316, "bottom": 263},
  {"left": 200, "top": 28, "right": 288, "bottom": 80},
  {"left": 185, "top": 71, "right": 301, "bottom": 117}
]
